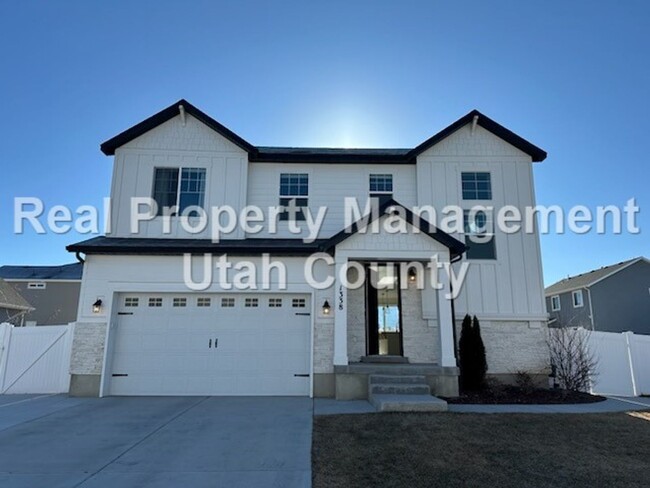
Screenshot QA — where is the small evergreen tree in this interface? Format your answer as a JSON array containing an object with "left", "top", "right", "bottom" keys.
[
  {"left": 458, "top": 314, "right": 488, "bottom": 391},
  {"left": 472, "top": 315, "right": 488, "bottom": 389},
  {"left": 458, "top": 314, "right": 473, "bottom": 391}
]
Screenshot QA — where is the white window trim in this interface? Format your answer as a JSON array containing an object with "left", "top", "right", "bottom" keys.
[
  {"left": 551, "top": 295, "right": 561, "bottom": 312},
  {"left": 572, "top": 290, "right": 584, "bottom": 308}
]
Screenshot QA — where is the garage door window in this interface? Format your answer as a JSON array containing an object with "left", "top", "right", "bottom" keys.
[
  {"left": 148, "top": 298, "right": 163, "bottom": 307},
  {"left": 292, "top": 298, "right": 306, "bottom": 308},
  {"left": 173, "top": 298, "right": 187, "bottom": 307},
  {"left": 221, "top": 297, "right": 235, "bottom": 307},
  {"left": 245, "top": 298, "right": 258, "bottom": 307},
  {"left": 124, "top": 297, "right": 139, "bottom": 307},
  {"left": 197, "top": 297, "right": 211, "bottom": 307},
  {"left": 269, "top": 298, "right": 283, "bottom": 307}
]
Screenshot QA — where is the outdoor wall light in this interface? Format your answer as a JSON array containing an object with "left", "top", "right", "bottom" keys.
[
  {"left": 92, "top": 299, "right": 103, "bottom": 314},
  {"left": 322, "top": 300, "right": 331, "bottom": 315},
  {"left": 408, "top": 267, "right": 417, "bottom": 282}
]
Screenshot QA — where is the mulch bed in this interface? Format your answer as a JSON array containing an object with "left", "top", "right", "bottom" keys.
[{"left": 444, "top": 385, "right": 606, "bottom": 404}]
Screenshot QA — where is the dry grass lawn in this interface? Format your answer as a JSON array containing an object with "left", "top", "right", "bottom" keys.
[{"left": 313, "top": 412, "right": 650, "bottom": 488}]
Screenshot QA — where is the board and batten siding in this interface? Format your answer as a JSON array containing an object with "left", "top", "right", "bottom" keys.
[
  {"left": 416, "top": 124, "right": 547, "bottom": 321},
  {"left": 109, "top": 113, "right": 249, "bottom": 239}
]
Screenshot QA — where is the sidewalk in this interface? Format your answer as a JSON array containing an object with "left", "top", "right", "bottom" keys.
[{"left": 313, "top": 396, "right": 650, "bottom": 415}]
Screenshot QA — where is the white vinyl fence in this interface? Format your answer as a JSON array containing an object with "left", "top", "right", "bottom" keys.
[
  {"left": 588, "top": 330, "right": 650, "bottom": 397},
  {"left": 0, "top": 322, "right": 73, "bottom": 394}
]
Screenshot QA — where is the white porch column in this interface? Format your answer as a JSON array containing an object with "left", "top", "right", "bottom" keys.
[
  {"left": 333, "top": 257, "right": 348, "bottom": 366},
  {"left": 437, "top": 267, "right": 457, "bottom": 367}
]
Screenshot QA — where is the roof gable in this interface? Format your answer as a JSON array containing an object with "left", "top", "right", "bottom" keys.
[
  {"left": 408, "top": 110, "right": 547, "bottom": 162},
  {"left": 321, "top": 198, "right": 467, "bottom": 256},
  {"left": 100, "top": 99, "right": 255, "bottom": 155}
]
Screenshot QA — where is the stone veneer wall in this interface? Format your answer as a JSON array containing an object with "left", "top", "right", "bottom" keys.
[
  {"left": 455, "top": 319, "right": 550, "bottom": 375},
  {"left": 401, "top": 281, "right": 438, "bottom": 363}
]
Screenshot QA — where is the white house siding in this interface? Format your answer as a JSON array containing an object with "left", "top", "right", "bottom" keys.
[
  {"left": 246, "top": 163, "right": 418, "bottom": 239},
  {"left": 110, "top": 113, "right": 249, "bottom": 239},
  {"left": 416, "top": 123, "right": 547, "bottom": 322}
]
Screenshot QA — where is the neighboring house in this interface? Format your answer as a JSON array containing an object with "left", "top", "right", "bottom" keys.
[
  {"left": 0, "top": 263, "right": 83, "bottom": 325},
  {"left": 545, "top": 257, "right": 650, "bottom": 334},
  {"left": 0, "top": 278, "right": 34, "bottom": 325},
  {"left": 66, "top": 99, "right": 549, "bottom": 398}
]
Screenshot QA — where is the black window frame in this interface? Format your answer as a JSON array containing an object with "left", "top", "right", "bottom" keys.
[
  {"left": 461, "top": 172, "right": 492, "bottom": 200},
  {"left": 463, "top": 209, "right": 496, "bottom": 260},
  {"left": 152, "top": 167, "right": 207, "bottom": 217},
  {"left": 279, "top": 173, "right": 308, "bottom": 222}
]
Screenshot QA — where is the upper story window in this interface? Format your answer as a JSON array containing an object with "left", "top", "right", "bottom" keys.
[
  {"left": 27, "top": 282, "right": 46, "bottom": 290},
  {"left": 463, "top": 209, "right": 496, "bottom": 260},
  {"left": 369, "top": 174, "right": 393, "bottom": 197},
  {"left": 279, "top": 173, "right": 308, "bottom": 221},
  {"left": 152, "top": 167, "right": 206, "bottom": 216},
  {"left": 551, "top": 295, "right": 561, "bottom": 311},
  {"left": 572, "top": 290, "right": 584, "bottom": 308},
  {"left": 462, "top": 172, "right": 492, "bottom": 200}
]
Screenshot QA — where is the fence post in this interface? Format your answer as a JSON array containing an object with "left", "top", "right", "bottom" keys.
[{"left": 624, "top": 331, "right": 639, "bottom": 397}]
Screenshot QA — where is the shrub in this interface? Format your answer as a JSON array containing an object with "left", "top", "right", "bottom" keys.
[
  {"left": 548, "top": 327, "right": 597, "bottom": 392},
  {"left": 514, "top": 371, "right": 536, "bottom": 394},
  {"left": 459, "top": 314, "right": 488, "bottom": 391}
]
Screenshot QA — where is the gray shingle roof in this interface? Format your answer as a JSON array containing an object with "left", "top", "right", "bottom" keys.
[
  {"left": 0, "top": 263, "right": 82, "bottom": 281},
  {"left": 544, "top": 257, "right": 645, "bottom": 295}
]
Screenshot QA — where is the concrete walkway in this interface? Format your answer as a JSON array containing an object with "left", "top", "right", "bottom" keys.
[
  {"left": 0, "top": 395, "right": 312, "bottom": 488},
  {"left": 313, "top": 396, "right": 650, "bottom": 415}
]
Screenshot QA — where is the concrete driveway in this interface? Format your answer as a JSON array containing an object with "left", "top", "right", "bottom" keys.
[{"left": 0, "top": 395, "right": 312, "bottom": 488}]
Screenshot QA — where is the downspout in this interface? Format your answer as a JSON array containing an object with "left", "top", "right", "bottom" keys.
[{"left": 75, "top": 252, "right": 85, "bottom": 264}]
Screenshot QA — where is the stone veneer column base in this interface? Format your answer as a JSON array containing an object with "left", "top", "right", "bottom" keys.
[{"left": 69, "top": 374, "right": 101, "bottom": 397}]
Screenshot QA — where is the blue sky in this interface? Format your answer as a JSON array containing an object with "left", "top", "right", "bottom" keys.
[{"left": 0, "top": 0, "right": 647, "bottom": 286}]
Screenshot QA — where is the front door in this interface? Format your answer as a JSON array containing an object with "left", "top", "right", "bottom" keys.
[{"left": 366, "top": 264, "right": 403, "bottom": 356}]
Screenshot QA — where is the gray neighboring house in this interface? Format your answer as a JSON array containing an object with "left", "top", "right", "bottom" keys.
[
  {"left": 545, "top": 257, "right": 650, "bottom": 334},
  {"left": 0, "top": 263, "right": 82, "bottom": 326},
  {"left": 0, "top": 278, "right": 34, "bottom": 325}
]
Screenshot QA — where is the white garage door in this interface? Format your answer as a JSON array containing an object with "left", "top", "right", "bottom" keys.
[{"left": 107, "top": 293, "right": 311, "bottom": 396}]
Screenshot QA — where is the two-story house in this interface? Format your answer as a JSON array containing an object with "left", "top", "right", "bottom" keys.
[
  {"left": 66, "top": 100, "right": 549, "bottom": 400},
  {"left": 545, "top": 257, "right": 650, "bottom": 333}
]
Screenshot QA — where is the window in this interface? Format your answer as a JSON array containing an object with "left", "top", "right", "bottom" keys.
[
  {"left": 268, "top": 298, "right": 282, "bottom": 308},
  {"left": 292, "top": 298, "right": 306, "bottom": 308},
  {"left": 463, "top": 210, "right": 496, "bottom": 259},
  {"left": 551, "top": 295, "right": 561, "bottom": 312},
  {"left": 27, "top": 282, "right": 46, "bottom": 290},
  {"left": 152, "top": 167, "right": 206, "bottom": 216},
  {"left": 221, "top": 297, "right": 235, "bottom": 308},
  {"left": 245, "top": 298, "right": 259, "bottom": 308},
  {"left": 172, "top": 297, "right": 187, "bottom": 307},
  {"left": 279, "top": 173, "right": 308, "bottom": 221},
  {"left": 124, "top": 297, "right": 139, "bottom": 307},
  {"left": 369, "top": 174, "right": 393, "bottom": 195},
  {"left": 197, "top": 297, "right": 211, "bottom": 307},
  {"left": 462, "top": 172, "right": 492, "bottom": 200},
  {"left": 148, "top": 297, "right": 163, "bottom": 307},
  {"left": 572, "top": 290, "right": 584, "bottom": 308}
]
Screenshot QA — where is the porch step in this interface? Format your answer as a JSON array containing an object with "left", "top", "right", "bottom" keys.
[
  {"left": 370, "top": 384, "right": 431, "bottom": 395},
  {"left": 360, "top": 355, "right": 409, "bottom": 364},
  {"left": 369, "top": 374, "right": 427, "bottom": 385},
  {"left": 370, "top": 394, "right": 448, "bottom": 412},
  {"left": 368, "top": 373, "right": 447, "bottom": 412}
]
